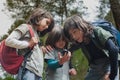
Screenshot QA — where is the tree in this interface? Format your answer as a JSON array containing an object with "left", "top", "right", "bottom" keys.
[
  {"left": 97, "top": 0, "right": 110, "bottom": 19},
  {"left": 5, "top": 0, "right": 86, "bottom": 25},
  {"left": 109, "top": 0, "right": 120, "bottom": 31},
  {"left": 0, "top": 0, "right": 86, "bottom": 39},
  {"left": 96, "top": 0, "right": 120, "bottom": 31}
]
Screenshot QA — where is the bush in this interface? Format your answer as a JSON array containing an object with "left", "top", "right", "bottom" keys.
[{"left": 70, "top": 49, "right": 88, "bottom": 80}]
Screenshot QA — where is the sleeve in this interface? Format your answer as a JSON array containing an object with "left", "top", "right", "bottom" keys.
[
  {"left": 5, "top": 24, "right": 29, "bottom": 49},
  {"left": 15, "top": 24, "right": 29, "bottom": 36},
  {"left": 68, "top": 43, "right": 81, "bottom": 52},
  {"left": 45, "top": 59, "right": 63, "bottom": 69},
  {"left": 105, "top": 39, "right": 119, "bottom": 80},
  {"left": 69, "top": 57, "right": 74, "bottom": 69},
  {"left": 44, "top": 51, "right": 63, "bottom": 69}
]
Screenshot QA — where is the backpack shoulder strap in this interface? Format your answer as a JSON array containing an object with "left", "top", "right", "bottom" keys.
[
  {"left": 20, "top": 25, "right": 35, "bottom": 79},
  {"left": 27, "top": 24, "right": 34, "bottom": 37}
]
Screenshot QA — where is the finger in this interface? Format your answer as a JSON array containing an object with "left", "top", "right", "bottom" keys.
[
  {"left": 41, "top": 46, "right": 49, "bottom": 53},
  {"left": 70, "top": 72, "right": 74, "bottom": 75},
  {"left": 69, "top": 70, "right": 76, "bottom": 75},
  {"left": 63, "top": 55, "right": 70, "bottom": 61},
  {"left": 58, "top": 52, "right": 62, "bottom": 60},
  {"left": 46, "top": 45, "right": 53, "bottom": 52},
  {"left": 65, "top": 53, "right": 71, "bottom": 60},
  {"left": 103, "top": 74, "right": 110, "bottom": 80},
  {"left": 68, "top": 51, "right": 71, "bottom": 57},
  {"left": 63, "top": 53, "right": 68, "bottom": 57},
  {"left": 32, "top": 37, "right": 38, "bottom": 44},
  {"left": 42, "top": 46, "right": 52, "bottom": 53},
  {"left": 62, "top": 53, "right": 68, "bottom": 60},
  {"left": 47, "top": 45, "right": 54, "bottom": 51},
  {"left": 41, "top": 46, "right": 45, "bottom": 53},
  {"left": 63, "top": 51, "right": 71, "bottom": 59}
]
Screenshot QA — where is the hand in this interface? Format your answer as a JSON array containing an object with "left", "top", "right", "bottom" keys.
[
  {"left": 69, "top": 68, "right": 77, "bottom": 76},
  {"left": 103, "top": 73, "right": 110, "bottom": 80},
  {"left": 29, "top": 37, "right": 38, "bottom": 48},
  {"left": 58, "top": 51, "right": 71, "bottom": 65},
  {"left": 41, "top": 45, "right": 53, "bottom": 54}
]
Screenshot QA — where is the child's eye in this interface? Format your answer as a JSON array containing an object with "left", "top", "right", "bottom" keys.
[{"left": 46, "top": 21, "right": 50, "bottom": 25}]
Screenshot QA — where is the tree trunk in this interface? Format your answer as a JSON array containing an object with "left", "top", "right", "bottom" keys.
[{"left": 109, "top": 0, "right": 120, "bottom": 31}]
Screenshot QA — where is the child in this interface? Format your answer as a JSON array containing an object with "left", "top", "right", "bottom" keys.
[
  {"left": 5, "top": 8, "right": 54, "bottom": 80},
  {"left": 44, "top": 26, "right": 77, "bottom": 80},
  {"left": 63, "top": 15, "right": 119, "bottom": 80}
]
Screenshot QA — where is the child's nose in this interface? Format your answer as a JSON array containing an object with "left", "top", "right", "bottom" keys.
[
  {"left": 45, "top": 25, "right": 48, "bottom": 29},
  {"left": 72, "top": 35, "right": 76, "bottom": 40}
]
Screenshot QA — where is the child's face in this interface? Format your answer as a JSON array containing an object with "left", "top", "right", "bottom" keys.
[
  {"left": 69, "top": 28, "right": 84, "bottom": 43},
  {"left": 37, "top": 18, "right": 51, "bottom": 31},
  {"left": 55, "top": 38, "right": 66, "bottom": 49}
]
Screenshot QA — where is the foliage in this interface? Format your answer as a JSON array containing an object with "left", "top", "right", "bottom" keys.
[
  {"left": 2, "top": 76, "right": 15, "bottom": 80},
  {"left": 5, "top": 0, "right": 86, "bottom": 25},
  {"left": 105, "top": 10, "right": 116, "bottom": 26},
  {"left": 0, "top": 75, "right": 15, "bottom": 80},
  {"left": 70, "top": 49, "right": 88, "bottom": 80},
  {"left": 0, "top": 34, "right": 8, "bottom": 41},
  {"left": 98, "top": 0, "right": 120, "bottom": 31},
  {"left": 109, "top": 0, "right": 120, "bottom": 31},
  {"left": 0, "top": 0, "right": 87, "bottom": 40},
  {"left": 97, "top": 0, "right": 110, "bottom": 19},
  {"left": 7, "top": 19, "right": 25, "bottom": 34}
]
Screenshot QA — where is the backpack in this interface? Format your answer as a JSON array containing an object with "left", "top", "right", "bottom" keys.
[
  {"left": 91, "top": 19, "right": 120, "bottom": 52},
  {"left": 0, "top": 25, "right": 34, "bottom": 75}
]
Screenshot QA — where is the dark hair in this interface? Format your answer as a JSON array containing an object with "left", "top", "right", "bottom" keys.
[
  {"left": 45, "top": 26, "right": 68, "bottom": 48},
  {"left": 27, "top": 8, "right": 54, "bottom": 36},
  {"left": 63, "top": 14, "right": 93, "bottom": 42}
]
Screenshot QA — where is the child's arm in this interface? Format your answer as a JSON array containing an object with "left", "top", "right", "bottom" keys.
[
  {"left": 45, "top": 51, "right": 71, "bottom": 69},
  {"left": 105, "top": 39, "right": 119, "bottom": 80},
  {"left": 5, "top": 30, "right": 29, "bottom": 49},
  {"left": 58, "top": 52, "right": 71, "bottom": 65},
  {"left": 5, "top": 30, "right": 38, "bottom": 49}
]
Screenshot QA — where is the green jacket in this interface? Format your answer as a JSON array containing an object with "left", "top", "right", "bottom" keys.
[{"left": 81, "top": 26, "right": 114, "bottom": 63}]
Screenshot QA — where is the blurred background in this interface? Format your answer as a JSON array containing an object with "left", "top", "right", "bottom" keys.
[{"left": 0, "top": 0, "right": 120, "bottom": 80}]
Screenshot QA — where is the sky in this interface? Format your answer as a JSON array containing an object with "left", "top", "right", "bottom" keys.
[
  {"left": 0, "top": 0, "right": 99, "bottom": 37},
  {"left": 0, "top": 0, "right": 14, "bottom": 37},
  {"left": 83, "top": 0, "right": 99, "bottom": 21}
]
